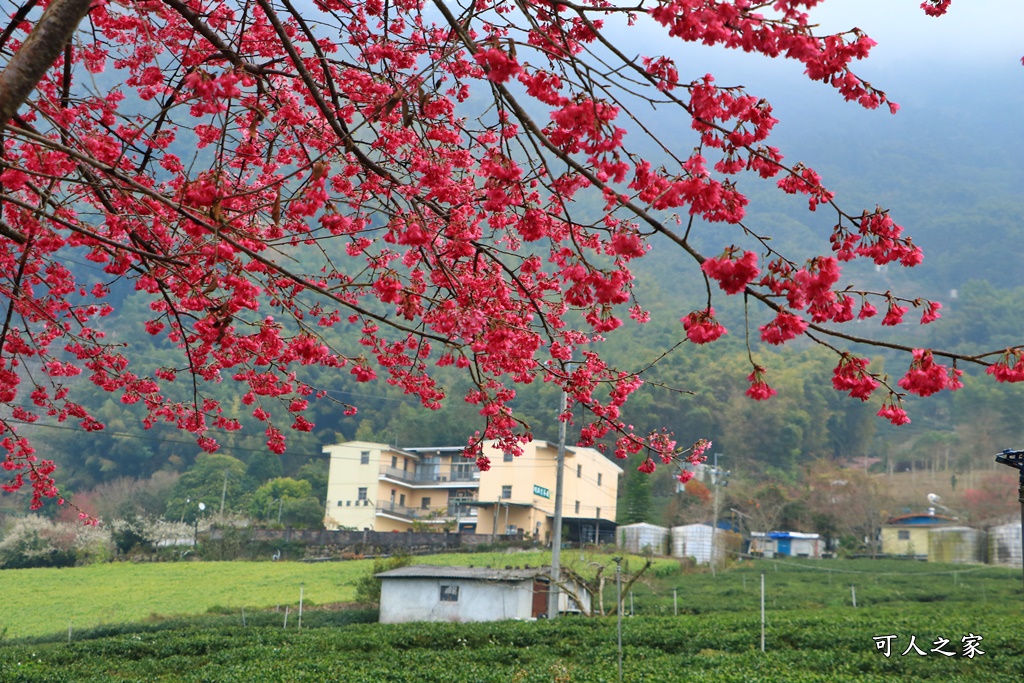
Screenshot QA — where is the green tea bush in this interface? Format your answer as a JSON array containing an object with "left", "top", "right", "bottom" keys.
[{"left": 353, "top": 552, "right": 412, "bottom": 605}]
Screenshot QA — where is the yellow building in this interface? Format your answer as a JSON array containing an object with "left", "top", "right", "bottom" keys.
[
  {"left": 323, "top": 442, "right": 480, "bottom": 533},
  {"left": 476, "top": 440, "right": 622, "bottom": 545},
  {"left": 880, "top": 512, "right": 957, "bottom": 559},
  {"left": 323, "top": 439, "right": 622, "bottom": 543}
]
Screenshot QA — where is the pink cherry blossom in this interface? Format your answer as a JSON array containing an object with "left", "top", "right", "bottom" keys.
[{"left": 682, "top": 308, "right": 728, "bottom": 344}]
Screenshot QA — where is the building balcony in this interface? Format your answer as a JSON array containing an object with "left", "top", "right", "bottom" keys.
[
  {"left": 379, "top": 466, "right": 480, "bottom": 486},
  {"left": 376, "top": 500, "right": 480, "bottom": 522}
]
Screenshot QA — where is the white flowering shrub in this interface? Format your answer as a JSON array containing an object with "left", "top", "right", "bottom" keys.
[{"left": 0, "top": 515, "right": 113, "bottom": 568}]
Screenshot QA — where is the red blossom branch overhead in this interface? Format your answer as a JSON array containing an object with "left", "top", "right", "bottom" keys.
[{"left": 0, "top": 0, "right": 1009, "bottom": 506}]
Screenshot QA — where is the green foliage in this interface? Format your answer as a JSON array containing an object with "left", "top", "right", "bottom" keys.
[
  {"left": 248, "top": 478, "right": 324, "bottom": 528},
  {"left": 617, "top": 469, "right": 653, "bottom": 525},
  {"left": 165, "top": 453, "right": 249, "bottom": 522},
  {"left": 353, "top": 553, "right": 412, "bottom": 606},
  {"left": 294, "top": 461, "right": 329, "bottom": 505},
  {"left": 244, "top": 451, "right": 284, "bottom": 487}
]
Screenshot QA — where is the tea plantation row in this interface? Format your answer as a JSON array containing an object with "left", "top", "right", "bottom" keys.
[{"left": 2, "top": 608, "right": 1020, "bottom": 682}]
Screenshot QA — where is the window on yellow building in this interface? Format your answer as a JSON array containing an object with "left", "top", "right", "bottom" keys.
[
  {"left": 504, "top": 451, "right": 514, "bottom": 462},
  {"left": 576, "top": 464, "right": 581, "bottom": 478},
  {"left": 357, "top": 487, "right": 367, "bottom": 501},
  {"left": 898, "top": 530, "right": 910, "bottom": 540},
  {"left": 421, "top": 497, "right": 431, "bottom": 510},
  {"left": 596, "top": 507, "right": 601, "bottom": 519},
  {"left": 360, "top": 451, "right": 370, "bottom": 464},
  {"left": 574, "top": 500, "right": 580, "bottom": 514},
  {"left": 501, "top": 485, "right": 512, "bottom": 499},
  {"left": 597, "top": 473, "right": 602, "bottom": 486}
]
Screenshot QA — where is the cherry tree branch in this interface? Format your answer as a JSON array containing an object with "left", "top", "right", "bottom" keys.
[{"left": 0, "top": 0, "right": 92, "bottom": 128}]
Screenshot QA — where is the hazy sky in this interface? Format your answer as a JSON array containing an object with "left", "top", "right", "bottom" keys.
[
  {"left": 610, "top": 0, "right": 1024, "bottom": 131},
  {"left": 807, "top": 0, "right": 1022, "bottom": 65},
  {"left": 617, "top": 0, "right": 1024, "bottom": 78}
]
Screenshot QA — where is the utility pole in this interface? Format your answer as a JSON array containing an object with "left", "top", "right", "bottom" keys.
[
  {"left": 710, "top": 454, "right": 730, "bottom": 576},
  {"left": 219, "top": 469, "right": 228, "bottom": 517},
  {"left": 548, "top": 384, "right": 568, "bottom": 619},
  {"left": 614, "top": 556, "right": 623, "bottom": 683}
]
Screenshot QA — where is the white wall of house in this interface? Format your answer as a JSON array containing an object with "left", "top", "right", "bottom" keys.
[
  {"left": 379, "top": 577, "right": 535, "bottom": 623},
  {"left": 789, "top": 536, "right": 822, "bottom": 558}
]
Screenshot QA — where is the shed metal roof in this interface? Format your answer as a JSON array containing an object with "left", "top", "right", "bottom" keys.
[
  {"left": 884, "top": 513, "right": 957, "bottom": 526},
  {"left": 377, "top": 564, "right": 549, "bottom": 582}
]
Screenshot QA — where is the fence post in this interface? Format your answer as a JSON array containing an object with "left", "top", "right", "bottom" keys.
[
  {"left": 760, "top": 572, "right": 765, "bottom": 653},
  {"left": 615, "top": 557, "right": 623, "bottom": 683}
]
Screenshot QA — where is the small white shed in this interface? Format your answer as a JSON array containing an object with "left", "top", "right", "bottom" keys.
[
  {"left": 671, "top": 524, "right": 715, "bottom": 564},
  {"left": 618, "top": 523, "right": 669, "bottom": 555},
  {"left": 377, "top": 565, "right": 589, "bottom": 623},
  {"left": 988, "top": 521, "right": 1022, "bottom": 566},
  {"left": 750, "top": 531, "right": 823, "bottom": 559}
]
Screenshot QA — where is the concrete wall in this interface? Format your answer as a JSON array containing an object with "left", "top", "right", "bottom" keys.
[
  {"left": 882, "top": 527, "right": 933, "bottom": 557},
  {"left": 790, "top": 537, "right": 821, "bottom": 559},
  {"left": 928, "top": 527, "right": 986, "bottom": 564},
  {"left": 379, "top": 577, "right": 535, "bottom": 623},
  {"left": 207, "top": 527, "right": 524, "bottom": 558},
  {"left": 324, "top": 442, "right": 389, "bottom": 530}
]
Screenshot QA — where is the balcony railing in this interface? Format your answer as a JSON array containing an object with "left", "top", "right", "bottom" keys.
[
  {"left": 376, "top": 500, "right": 479, "bottom": 521},
  {"left": 379, "top": 466, "right": 480, "bottom": 485}
]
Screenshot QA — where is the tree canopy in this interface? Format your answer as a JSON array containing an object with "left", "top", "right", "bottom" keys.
[{"left": 0, "top": 0, "right": 1015, "bottom": 512}]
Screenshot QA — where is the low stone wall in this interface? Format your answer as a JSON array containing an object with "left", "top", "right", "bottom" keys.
[{"left": 205, "top": 527, "right": 525, "bottom": 559}]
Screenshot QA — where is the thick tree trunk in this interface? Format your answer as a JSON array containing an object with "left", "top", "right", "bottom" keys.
[{"left": 0, "top": 0, "right": 92, "bottom": 128}]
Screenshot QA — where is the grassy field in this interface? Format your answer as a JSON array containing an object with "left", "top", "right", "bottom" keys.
[
  {"left": 0, "top": 550, "right": 677, "bottom": 640},
  {"left": 1, "top": 553, "right": 1021, "bottom": 682}
]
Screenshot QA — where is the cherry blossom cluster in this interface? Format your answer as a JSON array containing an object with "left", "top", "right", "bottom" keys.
[
  {"left": 0, "top": 0, "right": 992, "bottom": 509},
  {"left": 636, "top": 434, "right": 712, "bottom": 485}
]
